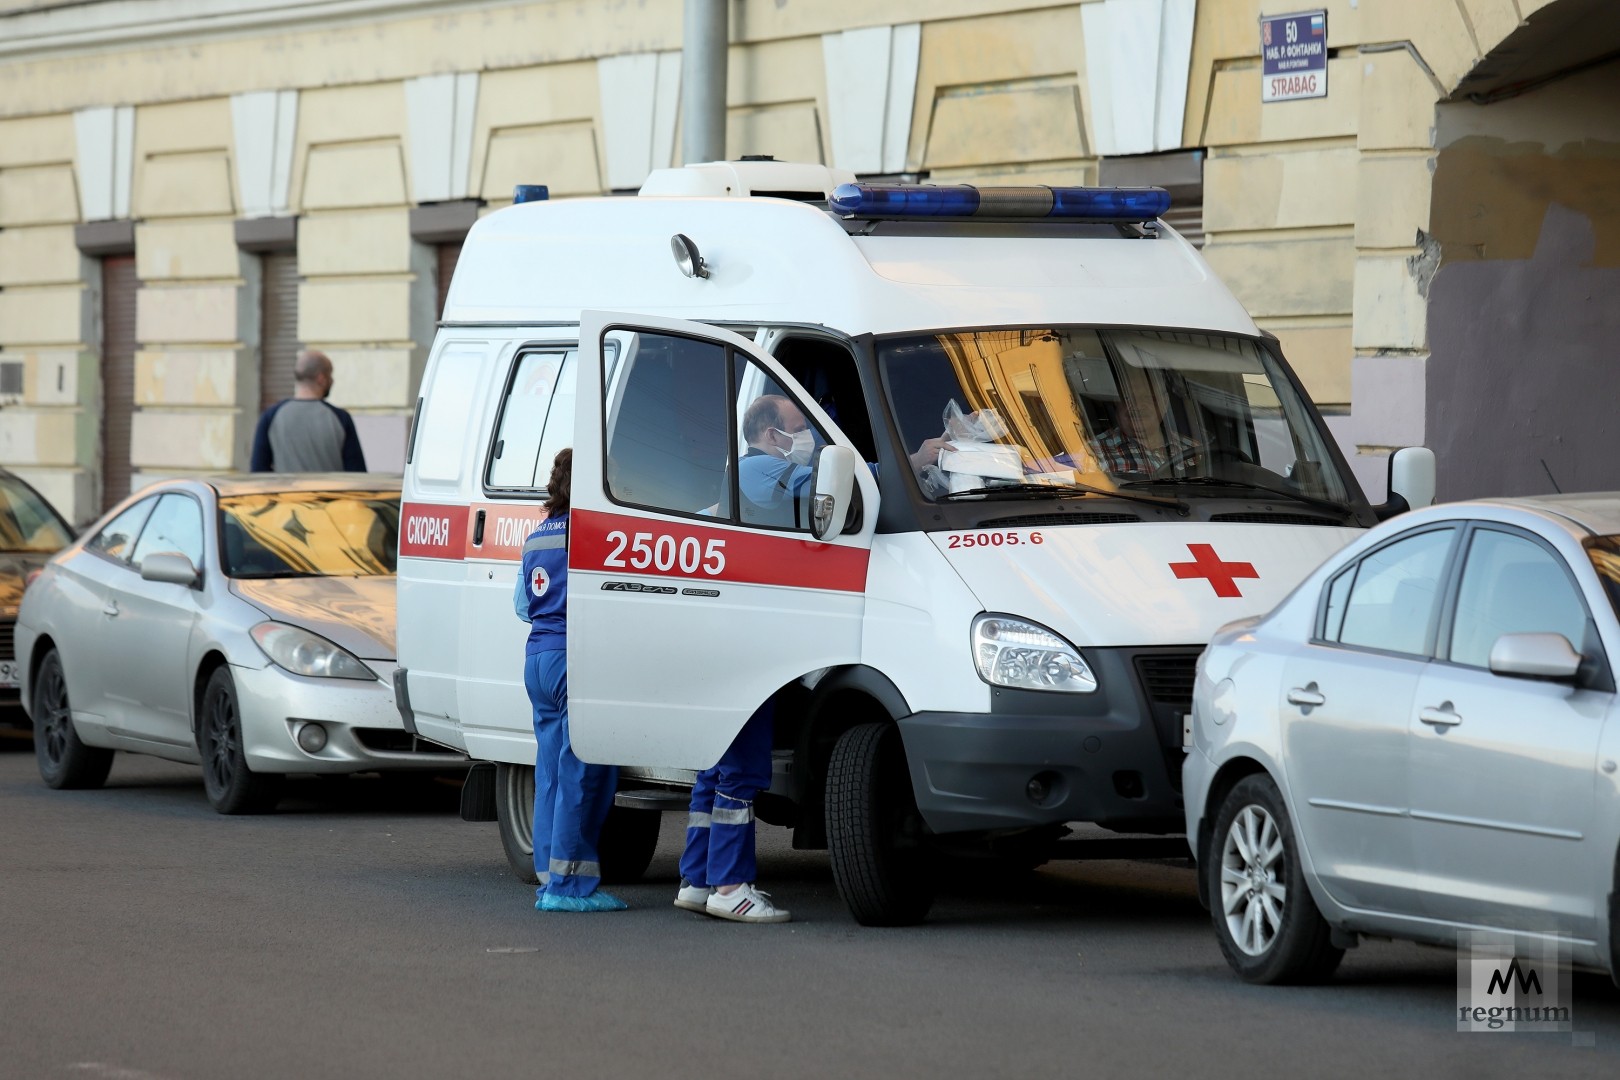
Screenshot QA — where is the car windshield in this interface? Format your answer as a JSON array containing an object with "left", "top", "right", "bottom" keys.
[
  {"left": 878, "top": 327, "right": 1354, "bottom": 507},
  {"left": 220, "top": 490, "right": 399, "bottom": 578},
  {"left": 0, "top": 474, "right": 72, "bottom": 553},
  {"left": 1586, "top": 536, "right": 1620, "bottom": 620}
]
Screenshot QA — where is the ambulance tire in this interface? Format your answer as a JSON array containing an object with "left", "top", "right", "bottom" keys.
[
  {"left": 495, "top": 763, "right": 661, "bottom": 885},
  {"left": 826, "top": 722, "right": 935, "bottom": 927},
  {"left": 496, "top": 763, "right": 541, "bottom": 884}
]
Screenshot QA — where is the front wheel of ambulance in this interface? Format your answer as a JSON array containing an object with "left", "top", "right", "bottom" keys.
[
  {"left": 495, "top": 763, "right": 661, "bottom": 885},
  {"left": 826, "top": 722, "right": 935, "bottom": 926}
]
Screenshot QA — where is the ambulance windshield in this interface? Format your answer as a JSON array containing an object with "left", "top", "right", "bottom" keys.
[{"left": 878, "top": 328, "right": 1353, "bottom": 508}]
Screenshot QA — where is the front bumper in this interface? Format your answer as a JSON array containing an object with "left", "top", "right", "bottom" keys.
[
  {"left": 898, "top": 646, "right": 1195, "bottom": 835},
  {"left": 233, "top": 660, "right": 466, "bottom": 774}
]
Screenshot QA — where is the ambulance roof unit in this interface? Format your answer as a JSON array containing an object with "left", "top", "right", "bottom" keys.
[{"left": 441, "top": 160, "right": 1254, "bottom": 337}]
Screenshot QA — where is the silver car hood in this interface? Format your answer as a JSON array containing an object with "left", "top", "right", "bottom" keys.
[{"left": 229, "top": 576, "right": 396, "bottom": 661}]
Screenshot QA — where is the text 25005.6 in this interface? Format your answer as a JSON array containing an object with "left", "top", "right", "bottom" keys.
[{"left": 946, "top": 531, "right": 1043, "bottom": 549}]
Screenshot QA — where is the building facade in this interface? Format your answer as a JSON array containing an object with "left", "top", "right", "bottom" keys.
[{"left": 0, "top": 0, "right": 1615, "bottom": 523}]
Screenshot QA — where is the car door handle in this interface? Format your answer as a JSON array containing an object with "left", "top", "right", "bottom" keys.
[
  {"left": 102, "top": 600, "right": 120, "bottom": 617},
  {"left": 1286, "top": 685, "right": 1325, "bottom": 708},
  {"left": 1419, "top": 704, "right": 1462, "bottom": 728}
]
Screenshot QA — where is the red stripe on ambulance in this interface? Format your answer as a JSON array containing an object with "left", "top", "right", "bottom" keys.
[
  {"left": 570, "top": 509, "right": 868, "bottom": 593},
  {"left": 469, "top": 503, "right": 550, "bottom": 561},
  {"left": 399, "top": 503, "right": 470, "bottom": 560}
]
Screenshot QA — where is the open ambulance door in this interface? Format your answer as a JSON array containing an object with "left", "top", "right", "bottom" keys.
[{"left": 567, "top": 311, "right": 879, "bottom": 769}]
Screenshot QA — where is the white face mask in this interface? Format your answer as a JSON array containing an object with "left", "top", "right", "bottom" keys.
[{"left": 775, "top": 427, "right": 816, "bottom": 467}]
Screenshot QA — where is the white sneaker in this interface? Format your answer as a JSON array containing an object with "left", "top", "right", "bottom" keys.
[
  {"left": 674, "top": 878, "right": 712, "bottom": 913},
  {"left": 705, "top": 883, "right": 791, "bottom": 924}
]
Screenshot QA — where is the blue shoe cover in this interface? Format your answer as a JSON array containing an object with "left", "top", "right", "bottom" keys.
[{"left": 537, "top": 890, "right": 628, "bottom": 912}]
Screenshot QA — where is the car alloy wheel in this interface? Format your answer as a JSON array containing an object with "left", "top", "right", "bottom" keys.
[
  {"left": 32, "top": 649, "right": 113, "bottom": 790},
  {"left": 1206, "top": 774, "right": 1343, "bottom": 984},
  {"left": 38, "top": 660, "right": 70, "bottom": 766},
  {"left": 198, "top": 666, "right": 281, "bottom": 814},
  {"left": 204, "top": 682, "right": 240, "bottom": 795},
  {"left": 1220, "top": 804, "right": 1286, "bottom": 956}
]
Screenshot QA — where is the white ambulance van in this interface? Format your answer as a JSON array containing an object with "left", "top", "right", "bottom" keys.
[{"left": 395, "top": 159, "right": 1434, "bottom": 925}]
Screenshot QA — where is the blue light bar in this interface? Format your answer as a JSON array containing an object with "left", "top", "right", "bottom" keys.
[
  {"left": 512, "top": 184, "right": 550, "bottom": 204},
  {"left": 830, "top": 182, "right": 1171, "bottom": 222}
]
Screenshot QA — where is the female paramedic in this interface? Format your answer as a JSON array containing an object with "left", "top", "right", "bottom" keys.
[{"left": 514, "top": 448, "right": 626, "bottom": 913}]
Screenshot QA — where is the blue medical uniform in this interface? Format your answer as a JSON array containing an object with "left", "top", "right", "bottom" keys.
[
  {"left": 513, "top": 511, "right": 618, "bottom": 899},
  {"left": 737, "top": 448, "right": 812, "bottom": 527},
  {"left": 680, "top": 699, "right": 774, "bottom": 889}
]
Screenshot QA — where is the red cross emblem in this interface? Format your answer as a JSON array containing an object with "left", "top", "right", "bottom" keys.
[
  {"left": 530, "top": 565, "right": 551, "bottom": 598},
  {"left": 1170, "top": 544, "right": 1258, "bottom": 598}
]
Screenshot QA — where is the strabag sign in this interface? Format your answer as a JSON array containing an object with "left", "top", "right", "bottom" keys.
[{"left": 1261, "top": 10, "right": 1327, "bottom": 102}]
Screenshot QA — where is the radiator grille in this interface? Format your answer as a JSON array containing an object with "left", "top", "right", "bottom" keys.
[
  {"left": 1133, "top": 653, "right": 1200, "bottom": 713},
  {"left": 0, "top": 620, "right": 13, "bottom": 662}
]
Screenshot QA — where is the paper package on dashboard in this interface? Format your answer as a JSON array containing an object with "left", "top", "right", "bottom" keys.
[{"left": 938, "top": 442, "right": 1024, "bottom": 482}]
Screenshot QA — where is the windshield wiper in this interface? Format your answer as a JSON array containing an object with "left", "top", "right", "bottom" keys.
[
  {"left": 943, "top": 481, "right": 1187, "bottom": 514},
  {"left": 1119, "top": 475, "right": 1351, "bottom": 516}
]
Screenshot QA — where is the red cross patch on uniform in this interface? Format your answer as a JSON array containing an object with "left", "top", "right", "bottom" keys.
[{"left": 530, "top": 565, "right": 551, "bottom": 597}]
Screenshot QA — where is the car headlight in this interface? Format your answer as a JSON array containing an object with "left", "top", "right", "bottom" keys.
[
  {"left": 971, "top": 614, "right": 1097, "bottom": 693},
  {"left": 251, "top": 622, "right": 376, "bottom": 681}
]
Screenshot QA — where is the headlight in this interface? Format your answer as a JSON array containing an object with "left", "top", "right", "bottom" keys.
[
  {"left": 971, "top": 614, "right": 1097, "bottom": 693},
  {"left": 251, "top": 622, "right": 376, "bottom": 680}
]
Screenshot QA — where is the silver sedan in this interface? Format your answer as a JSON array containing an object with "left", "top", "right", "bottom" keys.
[
  {"left": 17, "top": 474, "right": 462, "bottom": 813},
  {"left": 1184, "top": 494, "right": 1620, "bottom": 984}
]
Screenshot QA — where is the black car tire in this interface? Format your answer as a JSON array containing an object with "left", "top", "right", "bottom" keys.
[
  {"left": 198, "top": 666, "right": 283, "bottom": 815},
  {"left": 826, "top": 722, "right": 935, "bottom": 926},
  {"left": 33, "top": 649, "right": 113, "bottom": 790},
  {"left": 1207, "top": 773, "right": 1343, "bottom": 984}
]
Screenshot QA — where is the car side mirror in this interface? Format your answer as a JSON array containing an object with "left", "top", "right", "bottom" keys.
[
  {"left": 1373, "top": 446, "right": 1437, "bottom": 521},
  {"left": 809, "top": 444, "right": 857, "bottom": 541},
  {"left": 140, "top": 551, "right": 200, "bottom": 588},
  {"left": 1488, "top": 632, "right": 1582, "bottom": 682}
]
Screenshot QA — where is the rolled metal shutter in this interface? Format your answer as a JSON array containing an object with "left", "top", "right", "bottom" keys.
[
  {"left": 260, "top": 252, "right": 300, "bottom": 411},
  {"left": 436, "top": 241, "right": 461, "bottom": 320},
  {"left": 100, "top": 255, "right": 137, "bottom": 510},
  {"left": 1162, "top": 204, "right": 1204, "bottom": 249}
]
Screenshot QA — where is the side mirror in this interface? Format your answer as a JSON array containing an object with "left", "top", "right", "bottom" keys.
[
  {"left": 140, "top": 552, "right": 200, "bottom": 588},
  {"left": 1488, "top": 632, "right": 1582, "bottom": 682},
  {"left": 809, "top": 444, "right": 857, "bottom": 541},
  {"left": 1374, "top": 446, "right": 1437, "bottom": 521}
]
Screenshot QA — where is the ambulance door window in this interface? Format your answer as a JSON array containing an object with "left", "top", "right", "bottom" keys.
[
  {"left": 603, "top": 332, "right": 732, "bottom": 518},
  {"left": 485, "top": 348, "right": 576, "bottom": 493}
]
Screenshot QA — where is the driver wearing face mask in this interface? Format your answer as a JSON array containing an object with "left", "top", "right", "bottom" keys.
[{"left": 738, "top": 394, "right": 820, "bottom": 528}]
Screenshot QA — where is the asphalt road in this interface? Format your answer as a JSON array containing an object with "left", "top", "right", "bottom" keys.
[{"left": 1, "top": 735, "right": 1615, "bottom": 1080}]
